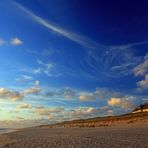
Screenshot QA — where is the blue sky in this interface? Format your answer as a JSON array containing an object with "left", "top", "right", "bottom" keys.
[{"left": 0, "top": 0, "right": 148, "bottom": 128}]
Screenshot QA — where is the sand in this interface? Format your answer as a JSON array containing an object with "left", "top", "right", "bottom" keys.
[{"left": 0, "top": 123, "right": 148, "bottom": 148}]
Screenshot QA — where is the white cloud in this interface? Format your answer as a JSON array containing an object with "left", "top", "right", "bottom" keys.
[
  {"left": 72, "top": 107, "right": 97, "bottom": 116},
  {"left": 0, "top": 88, "right": 24, "bottom": 101},
  {"left": 37, "top": 60, "right": 61, "bottom": 77},
  {"left": 16, "top": 75, "right": 33, "bottom": 83},
  {"left": 94, "top": 88, "right": 121, "bottom": 100},
  {"left": 67, "top": 107, "right": 97, "bottom": 119},
  {"left": 66, "top": 106, "right": 108, "bottom": 120},
  {"left": 0, "top": 38, "right": 5, "bottom": 46},
  {"left": 29, "top": 80, "right": 40, "bottom": 86},
  {"left": 62, "top": 87, "right": 76, "bottom": 99},
  {"left": 79, "top": 88, "right": 122, "bottom": 101},
  {"left": 79, "top": 93, "right": 94, "bottom": 101},
  {"left": 106, "top": 110, "right": 114, "bottom": 116},
  {"left": 16, "top": 103, "right": 32, "bottom": 109},
  {"left": 10, "top": 37, "right": 23, "bottom": 45},
  {"left": 108, "top": 97, "right": 134, "bottom": 109},
  {"left": 133, "top": 53, "right": 148, "bottom": 76},
  {"left": 35, "top": 80, "right": 40, "bottom": 86},
  {"left": 25, "top": 87, "right": 41, "bottom": 94},
  {"left": 137, "top": 74, "right": 148, "bottom": 91},
  {"left": 133, "top": 53, "right": 148, "bottom": 92},
  {"left": 34, "top": 106, "right": 64, "bottom": 116},
  {"left": 38, "top": 60, "right": 54, "bottom": 69},
  {"left": 33, "top": 68, "right": 42, "bottom": 74}
]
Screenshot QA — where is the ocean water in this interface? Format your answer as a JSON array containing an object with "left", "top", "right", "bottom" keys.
[{"left": 0, "top": 128, "right": 15, "bottom": 134}]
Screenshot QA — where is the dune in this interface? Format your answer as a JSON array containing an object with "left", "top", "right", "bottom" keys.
[{"left": 41, "top": 112, "right": 148, "bottom": 128}]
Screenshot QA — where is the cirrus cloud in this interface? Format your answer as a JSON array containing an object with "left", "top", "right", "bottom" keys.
[
  {"left": 16, "top": 75, "right": 33, "bottom": 83},
  {"left": 133, "top": 53, "right": 148, "bottom": 76},
  {"left": 137, "top": 74, "right": 148, "bottom": 91},
  {"left": 0, "top": 38, "right": 5, "bottom": 46}
]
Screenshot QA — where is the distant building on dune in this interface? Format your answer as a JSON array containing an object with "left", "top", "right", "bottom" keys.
[{"left": 132, "top": 103, "right": 148, "bottom": 113}]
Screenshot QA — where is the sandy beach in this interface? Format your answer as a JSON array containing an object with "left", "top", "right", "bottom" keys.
[{"left": 0, "top": 123, "right": 148, "bottom": 148}]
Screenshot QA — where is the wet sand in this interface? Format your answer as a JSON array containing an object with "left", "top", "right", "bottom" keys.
[{"left": 0, "top": 123, "right": 148, "bottom": 148}]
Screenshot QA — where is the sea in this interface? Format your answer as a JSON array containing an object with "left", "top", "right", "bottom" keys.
[{"left": 0, "top": 128, "right": 16, "bottom": 134}]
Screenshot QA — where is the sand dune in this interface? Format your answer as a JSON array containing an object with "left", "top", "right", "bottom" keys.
[{"left": 42, "top": 112, "right": 148, "bottom": 128}]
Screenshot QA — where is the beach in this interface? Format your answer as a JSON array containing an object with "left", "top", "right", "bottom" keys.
[{"left": 0, "top": 123, "right": 148, "bottom": 148}]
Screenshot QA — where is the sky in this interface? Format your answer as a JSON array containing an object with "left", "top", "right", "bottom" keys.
[{"left": 0, "top": 0, "right": 148, "bottom": 128}]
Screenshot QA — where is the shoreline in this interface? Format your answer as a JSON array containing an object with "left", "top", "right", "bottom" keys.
[{"left": 0, "top": 129, "right": 18, "bottom": 135}]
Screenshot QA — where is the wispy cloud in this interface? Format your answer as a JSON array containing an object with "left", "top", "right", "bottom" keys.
[
  {"left": 78, "top": 88, "right": 122, "bottom": 102},
  {"left": 137, "top": 74, "right": 148, "bottom": 91},
  {"left": 0, "top": 38, "right": 5, "bottom": 46},
  {"left": 37, "top": 60, "right": 61, "bottom": 77},
  {"left": 62, "top": 87, "right": 76, "bottom": 99},
  {"left": 79, "top": 93, "right": 94, "bottom": 101},
  {"left": 16, "top": 103, "right": 32, "bottom": 109},
  {"left": 0, "top": 37, "right": 23, "bottom": 46},
  {"left": 34, "top": 106, "right": 64, "bottom": 116},
  {"left": 134, "top": 53, "right": 148, "bottom": 92},
  {"left": 13, "top": 1, "right": 148, "bottom": 80},
  {"left": 16, "top": 75, "right": 33, "bottom": 83},
  {"left": 133, "top": 53, "right": 148, "bottom": 76},
  {"left": 34, "top": 80, "right": 40, "bottom": 86},
  {"left": 86, "top": 46, "right": 142, "bottom": 78},
  {"left": 13, "top": 1, "right": 98, "bottom": 49},
  {"left": 110, "top": 40, "right": 148, "bottom": 49},
  {"left": 25, "top": 87, "right": 41, "bottom": 94},
  {"left": 33, "top": 68, "right": 42, "bottom": 74}
]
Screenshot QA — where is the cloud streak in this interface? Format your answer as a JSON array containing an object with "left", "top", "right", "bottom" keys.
[
  {"left": 16, "top": 103, "right": 32, "bottom": 109},
  {"left": 133, "top": 53, "right": 148, "bottom": 76},
  {"left": 25, "top": 87, "right": 41, "bottom": 94},
  {"left": 0, "top": 38, "right": 5, "bottom": 46},
  {"left": 137, "top": 74, "right": 148, "bottom": 91},
  {"left": 13, "top": 1, "right": 98, "bottom": 49},
  {"left": 16, "top": 75, "right": 33, "bottom": 83},
  {"left": 13, "top": 1, "right": 148, "bottom": 81},
  {"left": 134, "top": 53, "right": 148, "bottom": 92}
]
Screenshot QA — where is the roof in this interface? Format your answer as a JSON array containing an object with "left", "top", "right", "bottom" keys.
[{"left": 133, "top": 103, "right": 148, "bottom": 112}]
